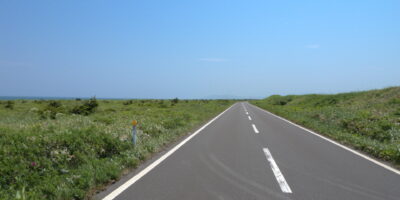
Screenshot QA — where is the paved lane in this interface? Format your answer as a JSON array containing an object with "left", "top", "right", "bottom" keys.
[{"left": 98, "top": 102, "right": 400, "bottom": 200}]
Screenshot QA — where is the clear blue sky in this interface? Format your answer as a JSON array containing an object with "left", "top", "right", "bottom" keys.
[{"left": 1, "top": 0, "right": 399, "bottom": 99}]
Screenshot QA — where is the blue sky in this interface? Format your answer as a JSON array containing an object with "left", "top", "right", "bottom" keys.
[{"left": 1, "top": 0, "right": 399, "bottom": 99}]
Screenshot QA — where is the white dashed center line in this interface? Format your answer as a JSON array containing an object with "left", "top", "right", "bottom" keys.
[
  {"left": 263, "top": 148, "right": 292, "bottom": 193},
  {"left": 252, "top": 124, "right": 259, "bottom": 134}
]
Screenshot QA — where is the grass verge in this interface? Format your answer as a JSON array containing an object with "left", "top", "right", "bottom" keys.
[
  {"left": 0, "top": 99, "right": 234, "bottom": 199},
  {"left": 250, "top": 87, "right": 400, "bottom": 168}
]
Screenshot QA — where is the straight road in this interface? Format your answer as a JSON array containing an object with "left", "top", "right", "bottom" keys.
[{"left": 98, "top": 102, "right": 400, "bottom": 200}]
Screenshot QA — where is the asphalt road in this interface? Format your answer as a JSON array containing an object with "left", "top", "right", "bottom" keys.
[{"left": 98, "top": 102, "right": 400, "bottom": 200}]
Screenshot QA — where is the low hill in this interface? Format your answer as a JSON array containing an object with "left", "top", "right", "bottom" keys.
[{"left": 251, "top": 87, "right": 400, "bottom": 167}]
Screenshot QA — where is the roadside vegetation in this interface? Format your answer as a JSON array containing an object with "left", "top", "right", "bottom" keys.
[
  {"left": 0, "top": 98, "right": 234, "bottom": 199},
  {"left": 251, "top": 87, "right": 400, "bottom": 168}
]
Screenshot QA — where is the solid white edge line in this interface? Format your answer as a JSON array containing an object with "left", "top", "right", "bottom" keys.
[
  {"left": 263, "top": 148, "right": 292, "bottom": 193},
  {"left": 252, "top": 124, "right": 259, "bottom": 134},
  {"left": 249, "top": 103, "right": 400, "bottom": 175},
  {"left": 248, "top": 116, "right": 252, "bottom": 120},
  {"left": 102, "top": 104, "right": 236, "bottom": 200}
]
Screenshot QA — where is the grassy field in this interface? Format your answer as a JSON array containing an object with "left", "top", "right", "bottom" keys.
[
  {"left": 251, "top": 87, "right": 400, "bottom": 168},
  {"left": 0, "top": 98, "right": 234, "bottom": 199}
]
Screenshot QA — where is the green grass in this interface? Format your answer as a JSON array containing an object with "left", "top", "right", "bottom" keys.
[
  {"left": 0, "top": 98, "right": 234, "bottom": 199},
  {"left": 251, "top": 87, "right": 400, "bottom": 168}
]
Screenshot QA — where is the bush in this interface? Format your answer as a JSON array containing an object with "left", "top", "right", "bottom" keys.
[
  {"left": 267, "top": 95, "right": 293, "bottom": 106},
  {"left": 171, "top": 98, "right": 179, "bottom": 105},
  {"left": 123, "top": 100, "right": 133, "bottom": 105},
  {"left": 37, "top": 101, "right": 65, "bottom": 119},
  {"left": 48, "top": 100, "right": 62, "bottom": 108},
  {"left": 70, "top": 97, "right": 98, "bottom": 115},
  {"left": 33, "top": 100, "right": 44, "bottom": 104},
  {"left": 4, "top": 100, "right": 14, "bottom": 109}
]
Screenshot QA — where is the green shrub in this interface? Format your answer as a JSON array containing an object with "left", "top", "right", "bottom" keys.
[
  {"left": 33, "top": 100, "right": 44, "bottom": 104},
  {"left": 4, "top": 100, "right": 14, "bottom": 109},
  {"left": 48, "top": 100, "right": 62, "bottom": 108},
  {"left": 269, "top": 95, "right": 292, "bottom": 105},
  {"left": 123, "top": 100, "right": 133, "bottom": 105},
  {"left": 171, "top": 98, "right": 179, "bottom": 105},
  {"left": 70, "top": 97, "right": 98, "bottom": 115},
  {"left": 38, "top": 100, "right": 65, "bottom": 119}
]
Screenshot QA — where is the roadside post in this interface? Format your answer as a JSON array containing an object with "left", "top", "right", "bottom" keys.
[{"left": 131, "top": 120, "right": 138, "bottom": 145}]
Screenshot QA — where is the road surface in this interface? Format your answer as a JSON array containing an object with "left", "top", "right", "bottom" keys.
[{"left": 97, "top": 102, "right": 400, "bottom": 200}]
